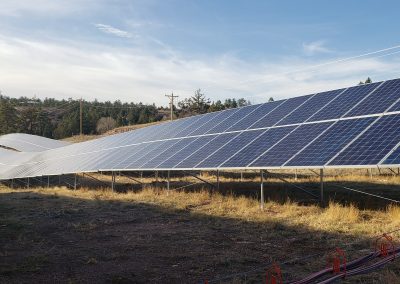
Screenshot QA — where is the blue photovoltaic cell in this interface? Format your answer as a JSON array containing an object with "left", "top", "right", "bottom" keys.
[
  {"left": 187, "top": 108, "right": 239, "bottom": 136},
  {"left": 221, "top": 126, "right": 296, "bottom": 168},
  {"left": 175, "top": 132, "right": 239, "bottom": 168},
  {"left": 286, "top": 117, "right": 376, "bottom": 167},
  {"left": 389, "top": 100, "right": 400, "bottom": 112},
  {"left": 116, "top": 141, "right": 164, "bottom": 169},
  {"left": 309, "top": 82, "right": 381, "bottom": 122},
  {"left": 158, "top": 116, "right": 202, "bottom": 141},
  {"left": 158, "top": 136, "right": 216, "bottom": 168},
  {"left": 133, "top": 139, "right": 181, "bottom": 168},
  {"left": 226, "top": 101, "right": 284, "bottom": 132},
  {"left": 196, "top": 130, "right": 264, "bottom": 168},
  {"left": 345, "top": 79, "right": 400, "bottom": 117},
  {"left": 277, "top": 89, "right": 344, "bottom": 125},
  {"left": 329, "top": 114, "right": 400, "bottom": 165},
  {"left": 206, "top": 105, "right": 260, "bottom": 134},
  {"left": 383, "top": 145, "right": 400, "bottom": 165},
  {"left": 141, "top": 138, "right": 197, "bottom": 168},
  {"left": 250, "top": 122, "right": 332, "bottom": 167},
  {"left": 172, "top": 111, "right": 219, "bottom": 138},
  {"left": 250, "top": 95, "right": 312, "bottom": 129}
]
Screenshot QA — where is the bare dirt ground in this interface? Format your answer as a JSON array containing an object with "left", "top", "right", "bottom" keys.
[{"left": 1, "top": 171, "right": 400, "bottom": 283}]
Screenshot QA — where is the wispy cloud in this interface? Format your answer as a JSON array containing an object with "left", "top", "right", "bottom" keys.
[
  {"left": 94, "top": 23, "right": 132, "bottom": 38},
  {"left": 0, "top": 35, "right": 399, "bottom": 106},
  {"left": 0, "top": 0, "right": 90, "bottom": 16},
  {"left": 302, "top": 40, "right": 331, "bottom": 56}
]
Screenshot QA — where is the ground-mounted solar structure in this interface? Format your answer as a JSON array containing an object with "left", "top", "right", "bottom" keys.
[
  {"left": 1, "top": 78, "right": 400, "bottom": 206},
  {"left": 0, "top": 133, "right": 70, "bottom": 152}
]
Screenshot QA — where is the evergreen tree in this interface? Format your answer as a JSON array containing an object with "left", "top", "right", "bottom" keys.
[{"left": 0, "top": 99, "right": 19, "bottom": 134}]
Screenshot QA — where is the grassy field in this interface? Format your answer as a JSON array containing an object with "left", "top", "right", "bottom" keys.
[{"left": 1, "top": 171, "right": 400, "bottom": 283}]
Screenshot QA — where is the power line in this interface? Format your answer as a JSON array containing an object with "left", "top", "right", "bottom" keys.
[{"left": 234, "top": 44, "right": 400, "bottom": 101}]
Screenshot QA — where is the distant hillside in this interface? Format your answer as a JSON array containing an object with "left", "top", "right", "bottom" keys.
[
  {"left": 0, "top": 91, "right": 251, "bottom": 140},
  {"left": 64, "top": 121, "right": 164, "bottom": 143}
]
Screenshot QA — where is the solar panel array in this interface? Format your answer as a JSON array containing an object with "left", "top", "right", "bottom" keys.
[
  {"left": 1, "top": 78, "right": 400, "bottom": 180},
  {"left": 0, "top": 133, "right": 70, "bottom": 152}
]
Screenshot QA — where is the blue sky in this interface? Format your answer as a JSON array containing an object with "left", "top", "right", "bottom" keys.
[{"left": 0, "top": 0, "right": 399, "bottom": 105}]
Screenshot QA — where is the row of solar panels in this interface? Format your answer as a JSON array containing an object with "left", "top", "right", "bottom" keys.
[
  {"left": 2, "top": 112, "right": 400, "bottom": 180},
  {"left": 1, "top": 78, "right": 400, "bottom": 180},
  {"left": 0, "top": 133, "right": 70, "bottom": 152}
]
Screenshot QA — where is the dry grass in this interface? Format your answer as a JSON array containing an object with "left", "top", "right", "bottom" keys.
[
  {"left": 1, "top": 174, "right": 400, "bottom": 282},
  {"left": 321, "top": 201, "right": 360, "bottom": 223},
  {"left": 1, "top": 184, "right": 398, "bottom": 241}
]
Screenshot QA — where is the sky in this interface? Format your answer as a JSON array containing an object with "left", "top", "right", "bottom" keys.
[{"left": 0, "top": 0, "right": 400, "bottom": 106}]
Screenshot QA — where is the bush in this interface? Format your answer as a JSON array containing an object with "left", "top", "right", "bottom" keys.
[{"left": 96, "top": 117, "right": 116, "bottom": 134}]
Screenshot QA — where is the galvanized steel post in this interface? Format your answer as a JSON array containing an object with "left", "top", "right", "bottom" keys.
[{"left": 260, "top": 170, "right": 264, "bottom": 210}]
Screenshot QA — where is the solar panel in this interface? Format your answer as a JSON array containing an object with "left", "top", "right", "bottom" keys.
[
  {"left": 158, "top": 136, "right": 216, "bottom": 169},
  {"left": 382, "top": 144, "right": 400, "bottom": 165},
  {"left": 250, "top": 122, "right": 333, "bottom": 167},
  {"left": 2, "top": 78, "right": 400, "bottom": 181},
  {"left": 0, "top": 133, "right": 70, "bottom": 152},
  {"left": 221, "top": 126, "right": 296, "bottom": 168},
  {"left": 171, "top": 111, "right": 220, "bottom": 138},
  {"left": 308, "top": 82, "right": 381, "bottom": 122},
  {"left": 277, "top": 89, "right": 345, "bottom": 126},
  {"left": 225, "top": 100, "right": 284, "bottom": 132},
  {"left": 128, "top": 139, "right": 180, "bottom": 169},
  {"left": 187, "top": 108, "right": 239, "bottom": 136},
  {"left": 174, "top": 132, "right": 239, "bottom": 168},
  {"left": 115, "top": 141, "right": 164, "bottom": 169},
  {"left": 345, "top": 80, "right": 400, "bottom": 117},
  {"left": 249, "top": 95, "right": 312, "bottom": 129},
  {"left": 205, "top": 104, "right": 261, "bottom": 134},
  {"left": 195, "top": 130, "right": 264, "bottom": 168},
  {"left": 142, "top": 138, "right": 201, "bottom": 169},
  {"left": 285, "top": 117, "right": 376, "bottom": 167},
  {"left": 329, "top": 114, "right": 400, "bottom": 166}
]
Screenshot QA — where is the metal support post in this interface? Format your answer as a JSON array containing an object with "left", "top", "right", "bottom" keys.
[
  {"left": 167, "top": 171, "right": 170, "bottom": 191},
  {"left": 240, "top": 171, "right": 243, "bottom": 182},
  {"left": 11, "top": 179, "right": 14, "bottom": 189},
  {"left": 47, "top": 176, "right": 50, "bottom": 188},
  {"left": 27, "top": 177, "right": 30, "bottom": 189},
  {"left": 74, "top": 174, "right": 77, "bottom": 190},
  {"left": 111, "top": 172, "right": 115, "bottom": 192},
  {"left": 155, "top": 171, "right": 159, "bottom": 188},
  {"left": 295, "top": 169, "right": 298, "bottom": 181},
  {"left": 260, "top": 170, "right": 264, "bottom": 210},
  {"left": 320, "top": 169, "right": 324, "bottom": 207},
  {"left": 217, "top": 170, "right": 220, "bottom": 191}
]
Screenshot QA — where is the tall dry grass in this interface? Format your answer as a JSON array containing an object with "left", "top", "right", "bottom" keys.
[{"left": 1, "top": 184, "right": 399, "bottom": 241}]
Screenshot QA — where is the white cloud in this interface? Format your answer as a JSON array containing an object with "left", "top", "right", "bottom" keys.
[
  {"left": 0, "top": 0, "right": 91, "bottom": 16},
  {"left": 94, "top": 24, "right": 133, "bottom": 39},
  {"left": 0, "top": 35, "right": 399, "bottom": 106},
  {"left": 302, "top": 40, "right": 331, "bottom": 56}
]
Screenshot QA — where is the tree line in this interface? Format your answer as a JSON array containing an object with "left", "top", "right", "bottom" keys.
[{"left": 0, "top": 90, "right": 252, "bottom": 139}]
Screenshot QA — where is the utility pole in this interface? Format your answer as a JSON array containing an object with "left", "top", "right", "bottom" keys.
[
  {"left": 165, "top": 93, "right": 179, "bottom": 121},
  {"left": 80, "top": 98, "right": 83, "bottom": 136}
]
